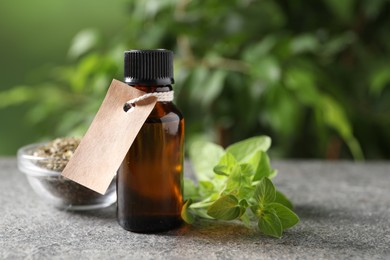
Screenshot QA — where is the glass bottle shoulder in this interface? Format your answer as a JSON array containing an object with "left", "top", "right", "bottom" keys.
[{"left": 146, "top": 102, "right": 183, "bottom": 124}]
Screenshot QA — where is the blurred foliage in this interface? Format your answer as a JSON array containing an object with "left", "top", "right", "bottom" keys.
[{"left": 1, "top": 0, "right": 389, "bottom": 159}]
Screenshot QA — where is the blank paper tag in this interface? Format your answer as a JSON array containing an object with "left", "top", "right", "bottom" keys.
[{"left": 61, "top": 79, "right": 157, "bottom": 194}]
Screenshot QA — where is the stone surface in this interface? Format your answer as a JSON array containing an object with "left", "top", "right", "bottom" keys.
[{"left": 0, "top": 158, "right": 389, "bottom": 259}]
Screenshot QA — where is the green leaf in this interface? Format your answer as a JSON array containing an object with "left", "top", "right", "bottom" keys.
[
  {"left": 275, "top": 190, "right": 293, "bottom": 210},
  {"left": 238, "top": 199, "right": 249, "bottom": 217},
  {"left": 262, "top": 84, "right": 303, "bottom": 136},
  {"left": 207, "top": 195, "right": 241, "bottom": 220},
  {"left": 249, "top": 55, "right": 281, "bottom": 84},
  {"left": 213, "top": 152, "right": 238, "bottom": 176},
  {"left": 219, "top": 152, "right": 238, "bottom": 167},
  {"left": 370, "top": 65, "right": 390, "bottom": 97},
  {"left": 284, "top": 68, "right": 318, "bottom": 106},
  {"left": 198, "top": 181, "right": 215, "bottom": 197},
  {"left": 201, "top": 70, "right": 227, "bottom": 107},
  {"left": 70, "top": 54, "right": 104, "bottom": 93},
  {"left": 213, "top": 165, "right": 228, "bottom": 176},
  {"left": 68, "top": 29, "right": 100, "bottom": 59},
  {"left": 192, "top": 208, "right": 214, "bottom": 219},
  {"left": 240, "top": 163, "right": 255, "bottom": 176},
  {"left": 239, "top": 199, "right": 249, "bottom": 208},
  {"left": 253, "top": 177, "right": 276, "bottom": 205},
  {"left": 188, "top": 66, "right": 210, "bottom": 103},
  {"left": 183, "top": 178, "right": 200, "bottom": 201},
  {"left": 243, "top": 36, "right": 277, "bottom": 61},
  {"left": 258, "top": 211, "right": 282, "bottom": 238},
  {"left": 290, "top": 34, "right": 319, "bottom": 54},
  {"left": 0, "top": 86, "right": 39, "bottom": 109},
  {"left": 189, "top": 140, "right": 224, "bottom": 181},
  {"left": 190, "top": 192, "right": 221, "bottom": 209},
  {"left": 181, "top": 199, "right": 195, "bottom": 224},
  {"left": 226, "top": 136, "right": 271, "bottom": 162},
  {"left": 319, "top": 95, "right": 364, "bottom": 160},
  {"left": 251, "top": 151, "right": 277, "bottom": 181},
  {"left": 240, "top": 213, "right": 251, "bottom": 228},
  {"left": 322, "top": 32, "right": 356, "bottom": 57},
  {"left": 268, "top": 203, "right": 299, "bottom": 230},
  {"left": 225, "top": 165, "right": 252, "bottom": 195}
]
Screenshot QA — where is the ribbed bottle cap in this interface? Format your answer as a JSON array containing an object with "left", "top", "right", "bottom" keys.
[{"left": 124, "top": 49, "right": 174, "bottom": 85}]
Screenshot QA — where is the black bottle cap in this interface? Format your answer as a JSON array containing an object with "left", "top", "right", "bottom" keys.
[{"left": 124, "top": 49, "right": 174, "bottom": 85}]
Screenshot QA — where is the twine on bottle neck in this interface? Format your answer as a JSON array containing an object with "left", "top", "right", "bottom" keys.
[{"left": 124, "top": 91, "right": 174, "bottom": 112}]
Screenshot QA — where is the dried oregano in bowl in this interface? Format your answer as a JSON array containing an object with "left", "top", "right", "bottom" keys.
[
  {"left": 32, "top": 137, "right": 80, "bottom": 171},
  {"left": 17, "top": 137, "right": 116, "bottom": 210}
]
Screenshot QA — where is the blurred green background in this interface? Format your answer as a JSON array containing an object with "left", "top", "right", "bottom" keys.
[{"left": 1, "top": 0, "right": 389, "bottom": 159}]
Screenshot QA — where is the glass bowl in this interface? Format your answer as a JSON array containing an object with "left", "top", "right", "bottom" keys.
[{"left": 17, "top": 142, "right": 116, "bottom": 211}]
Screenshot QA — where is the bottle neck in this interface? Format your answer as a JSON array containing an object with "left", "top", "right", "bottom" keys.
[{"left": 127, "top": 84, "right": 173, "bottom": 93}]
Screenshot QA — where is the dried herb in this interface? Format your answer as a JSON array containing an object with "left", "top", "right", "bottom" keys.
[
  {"left": 33, "top": 137, "right": 80, "bottom": 171},
  {"left": 32, "top": 137, "right": 114, "bottom": 206}
]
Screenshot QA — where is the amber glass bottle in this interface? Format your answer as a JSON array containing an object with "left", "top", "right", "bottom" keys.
[{"left": 117, "top": 50, "right": 184, "bottom": 232}]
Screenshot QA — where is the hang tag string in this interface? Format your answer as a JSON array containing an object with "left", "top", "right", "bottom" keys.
[{"left": 124, "top": 91, "right": 174, "bottom": 112}]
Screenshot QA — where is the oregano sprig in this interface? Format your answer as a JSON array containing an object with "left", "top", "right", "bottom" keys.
[{"left": 182, "top": 136, "right": 299, "bottom": 238}]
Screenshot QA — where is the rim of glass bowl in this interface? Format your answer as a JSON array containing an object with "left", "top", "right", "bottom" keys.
[{"left": 17, "top": 142, "right": 67, "bottom": 177}]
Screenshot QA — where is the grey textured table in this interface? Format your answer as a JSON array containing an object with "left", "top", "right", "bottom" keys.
[{"left": 0, "top": 158, "right": 389, "bottom": 259}]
